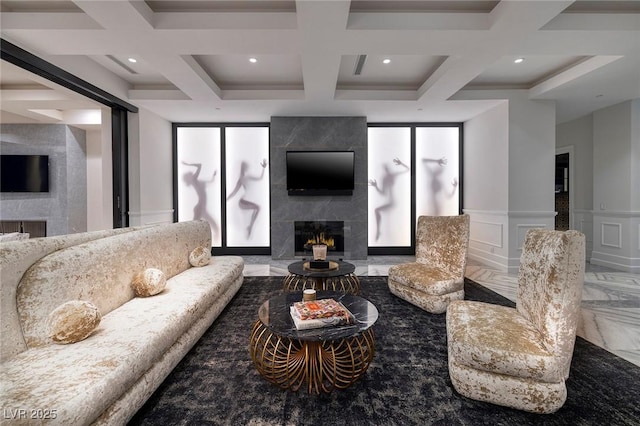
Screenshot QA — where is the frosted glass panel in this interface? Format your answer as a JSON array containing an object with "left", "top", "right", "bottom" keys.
[
  {"left": 176, "top": 127, "right": 222, "bottom": 247},
  {"left": 415, "top": 127, "right": 460, "bottom": 217},
  {"left": 225, "top": 127, "right": 270, "bottom": 247},
  {"left": 368, "top": 127, "right": 412, "bottom": 247}
]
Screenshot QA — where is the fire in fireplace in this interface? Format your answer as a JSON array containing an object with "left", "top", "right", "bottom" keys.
[{"left": 294, "top": 221, "right": 344, "bottom": 257}]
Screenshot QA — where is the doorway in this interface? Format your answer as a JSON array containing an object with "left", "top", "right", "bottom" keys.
[
  {"left": 1, "top": 39, "right": 137, "bottom": 230},
  {"left": 555, "top": 152, "right": 570, "bottom": 231}
]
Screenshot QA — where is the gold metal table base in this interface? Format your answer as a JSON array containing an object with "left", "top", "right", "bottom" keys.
[
  {"left": 249, "top": 320, "right": 375, "bottom": 393},
  {"left": 283, "top": 273, "right": 361, "bottom": 295}
]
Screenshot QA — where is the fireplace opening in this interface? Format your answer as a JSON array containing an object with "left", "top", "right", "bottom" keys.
[{"left": 294, "top": 221, "right": 344, "bottom": 257}]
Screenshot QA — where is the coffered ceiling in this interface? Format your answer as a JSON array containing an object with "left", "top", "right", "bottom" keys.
[{"left": 1, "top": 0, "right": 639, "bottom": 126}]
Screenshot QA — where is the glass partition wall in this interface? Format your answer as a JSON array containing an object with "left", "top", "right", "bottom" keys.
[
  {"left": 224, "top": 127, "right": 271, "bottom": 248},
  {"left": 174, "top": 124, "right": 270, "bottom": 254},
  {"left": 175, "top": 122, "right": 460, "bottom": 255},
  {"left": 368, "top": 124, "right": 462, "bottom": 254},
  {"left": 367, "top": 126, "right": 413, "bottom": 248}
]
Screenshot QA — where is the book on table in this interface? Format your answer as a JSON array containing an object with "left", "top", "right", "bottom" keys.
[{"left": 290, "top": 298, "right": 353, "bottom": 330}]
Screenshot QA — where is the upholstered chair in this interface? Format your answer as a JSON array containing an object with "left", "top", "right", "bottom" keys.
[
  {"left": 446, "top": 229, "right": 586, "bottom": 414},
  {"left": 388, "top": 214, "right": 470, "bottom": 314}
]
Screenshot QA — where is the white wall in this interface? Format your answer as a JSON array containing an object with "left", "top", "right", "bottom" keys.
[
  {"left": 86, "top": 128, "right": 103, "bottom": 231},
  {"left": 128, "top": 107, "right": 174, "bottom": 226},
  {"left": 594, "top": 102, "right": 633, "bottom": 212},
  {"left": 507, "top": 93, "right": 556, "bottom": 213},
  {"left": 463, "top": 102, "right": 510, "bottom": 270},
  {"left": 556, "top": 114, "right": 594, "bottom": 257},
  {"left": 506, "top": 93, "right": 557, "bottom": 272},
  {"left": 462, "top": 90, "right": 557, "bottom": 272},
  {"left": 100, "top": 109, "right": 113, "bottom": 230},
  {"left": 632, "top": 99, "right": 640, "bottom": 211},
  {"left": 85, "top": 109, "right": 113, "bottom": 232},
  {"left": 591, "top": 100, "right": 640, "bottom": 272},
  {"left": 556, "top": 115, "right": 594, "bottom": 211},
  {"left": 463, "top": 102, "right": 509, "bottom": 211}
]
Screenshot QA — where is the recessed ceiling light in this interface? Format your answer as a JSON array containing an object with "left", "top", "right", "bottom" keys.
[
  {"left": 128, "top": 58, "right": 137, "bottom": 63},
  {"left": 249, "top": 57, "right": 257, "bottom": 63},
  {"left": 383, "top": 58, "right": 391, "bottom": 64},
  {"left": 514, "top": 58, "right": 524, "bottom": 64}
]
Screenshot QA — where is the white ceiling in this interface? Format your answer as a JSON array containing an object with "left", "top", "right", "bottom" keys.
[{"left": 1, "top": 0, "right": 639, "bottom": 126}]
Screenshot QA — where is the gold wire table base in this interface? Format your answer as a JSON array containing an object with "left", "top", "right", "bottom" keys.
[
  {"left": 249, "top": 320, "right": 375, "bottom": 394},
  {"left": 283, "top": 274, "right": 361, "bottom": 295}
]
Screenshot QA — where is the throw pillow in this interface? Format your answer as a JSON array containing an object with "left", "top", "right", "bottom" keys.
[
  {"left": 189, "top": 246, "right": 211, "bottom": 267},
  {"left": 131, "top": 268, "right": 166, "bottom": 297},
  {"left": 48, "top": 300, "right": 101, "bottom": 344}
]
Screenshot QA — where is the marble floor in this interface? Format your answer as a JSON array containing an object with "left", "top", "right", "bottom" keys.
[{"left": 243, "top": 256, "right": 640, "bottom": 368}]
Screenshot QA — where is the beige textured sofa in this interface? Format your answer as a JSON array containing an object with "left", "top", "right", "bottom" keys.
[{"left": 0, "top": 220, "right": 244, "bottom": 425}]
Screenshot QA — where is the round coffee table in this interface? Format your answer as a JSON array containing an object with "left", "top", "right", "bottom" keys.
[
  {"left": 249, "top": 291, "right": 378, "bottom": 394},
  {"left": 283, "top": 260, "right": 360, "bottom": 294}
]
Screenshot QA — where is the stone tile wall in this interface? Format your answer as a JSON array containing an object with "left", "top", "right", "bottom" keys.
[{"left": 270, "top": 117, "right": 368, "bottom": 259}]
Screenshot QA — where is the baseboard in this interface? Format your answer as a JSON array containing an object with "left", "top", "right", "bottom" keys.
[
  {"left": 128, "top": 209, "right": 174, "bottom": 226},
  {"left": 590, "top": 251, "right": 639, "bottom": 273},
  {"left": 467, "top": 248, "right": 508, "bottom": 272}
]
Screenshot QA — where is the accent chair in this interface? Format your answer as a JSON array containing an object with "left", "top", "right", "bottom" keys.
[
  {"left": 387, "top": 214, "right": 470, "bottom": 314},
  {"left": 446, "top": 228, "right": 586, "bottom": 413}
]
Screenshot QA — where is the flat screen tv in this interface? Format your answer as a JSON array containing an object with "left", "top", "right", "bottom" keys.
[
  {"left": 1, "top": 155, "right": 50, "bottom": 193},
  {"left": 286, "top": 151, "right": 354, "bottom": 196}
]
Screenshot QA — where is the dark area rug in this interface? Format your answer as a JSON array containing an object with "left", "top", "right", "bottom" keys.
[{"left": 129, "top": 276, "right": 640, "bottom": 426}]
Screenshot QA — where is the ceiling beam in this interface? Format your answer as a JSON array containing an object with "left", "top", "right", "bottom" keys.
[
  {"left": 72, "top": 0, "right": 154, "bottom": 30},
  {"left": 529, "top": 55, "right": 624, "bottom": 98}
]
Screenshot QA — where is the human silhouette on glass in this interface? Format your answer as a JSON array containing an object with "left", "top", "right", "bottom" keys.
[
  {"left": 227, "top": 159, "right": 268, "bottom": 239},
  {"left": 182, "top": 161, "right": 219, "bottom": 238},
  {"left": 369, "top": 157, "right": 410, "bottom": 241},
  {"left": 422, "top": 156, "right": 458, "bottom": 216}
]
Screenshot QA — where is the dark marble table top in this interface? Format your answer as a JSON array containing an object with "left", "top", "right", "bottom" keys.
[
  {"left": 257, "top": 291, "right": 378, "bottom": 341},
  {"left": 287, "top": 260, "right": 356, "bottom": 278}
]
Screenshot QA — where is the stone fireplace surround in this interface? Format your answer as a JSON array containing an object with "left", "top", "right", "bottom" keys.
[
  {"left": 270, "top": 117, "right": 368, "bottom": 260},
  {"left": 0, "top": 124, "right": 87, "bottom": 237}
]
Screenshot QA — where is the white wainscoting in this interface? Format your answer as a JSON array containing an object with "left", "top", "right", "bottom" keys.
[
  {"left": 516, "top": 223, "right": 549, "bottom": 250},
  {"left": 467, "top": 209, "right": 592, "bottom": 272},
  {"left": 601, "top": 222, "right": 622, "bottom": 248},
  {"left": 591, "top": 211, "right": 640, "bottom": 273},
  {"left": 128, "top": 209, "right": 175, "bottom": 227},
  {"left": 638, "top": 221, "right": 640, "bottom": 256},
  {"left": 464, "top": 209, "right": 509, "bottom": 272},
  {"left": 574, "top": 209, "right": 593, "bottom": 260},
  {"left": 507, "top": 211, "right": 556, "bottom": 273}
]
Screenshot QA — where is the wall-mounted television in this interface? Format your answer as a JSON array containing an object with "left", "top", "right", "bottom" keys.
[
  {"left": 1, "top": 155, "right": 50, "bottom": 193},
  {"left": 286, "top": 151, "right": 354, "bottom": 196}
]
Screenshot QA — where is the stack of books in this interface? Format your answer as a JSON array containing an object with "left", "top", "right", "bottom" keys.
[{"left": 290, "top": 298, "right": 353, "bottom": 330}]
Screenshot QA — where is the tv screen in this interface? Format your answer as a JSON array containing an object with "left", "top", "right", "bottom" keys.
[
  {"left": 286, "top": 151, "right": 354, "bottom": 195},
  {"left": 1, "top": 155, "right": 50, "bottom": 193}
]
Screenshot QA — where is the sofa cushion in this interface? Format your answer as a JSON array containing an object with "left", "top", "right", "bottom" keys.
[
  {"left": 388, "top": 263, "right": 462, "bottom": 296},
  {"left": 189, "top": 246, "right": 211, "bottom": 267},
  {"left": 132, "top": 268, "right": 166, "bottom": 297},
  {"left": 0, "top": 256, "right": 244, "bottom": 426},
  {"left": 447, "top": 300, "right": 564, "bottom": 383},
  {"left": 49, "top": 300, "right": 101, "bottom": 344}
]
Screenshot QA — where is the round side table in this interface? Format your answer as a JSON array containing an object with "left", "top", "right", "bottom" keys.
[{"left": 283, "top": 260, "right": 360, "bottom": 294}]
